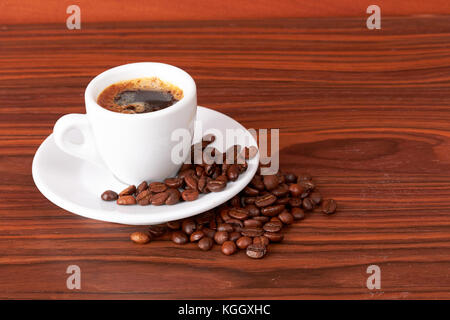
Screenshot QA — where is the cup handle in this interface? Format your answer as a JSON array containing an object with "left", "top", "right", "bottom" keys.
[{"left": 53, "top": 114, "right": 105, "bottom": 168}]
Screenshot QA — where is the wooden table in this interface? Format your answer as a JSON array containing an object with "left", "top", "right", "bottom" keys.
[{"left": 1, "top": 15, "right": 449, "bottom": 299}]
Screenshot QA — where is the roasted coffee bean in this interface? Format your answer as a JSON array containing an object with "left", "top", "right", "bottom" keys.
[
  {"left": 270, "top": 216, "right": 282, "bottom": 222},
  {"left": 298, "top": 174, "right": 312, "bottom": 182},
  {"left": 264, "top": 232, "right": 284, "bottom": 242},
  {"left": 288, "top": 183, "right": 304, "bottom": 197},
  {"left": 253, "top": 236, "right": 269, "bottom": 247},
  {"left": 221, "top": 241, "right": 237, "bottom": 256},
  {"left": 243, "top": 197, "right": 257, "bottom": 205},
  {"left": 165, "top": 188, "right": 181, "bottom": 205},
  {"left": 148, "top": 224, "right": 167, "bottom": 237},
  {"left": 190, "top": 230, "right": 204, "bottom": 242},
  {"left": 229, "top": 231, "right": 241, "bottom": 242},
  {"left": 291, "top": 207, "right": 305, "bottom": 220},
  {"left": 322, "top": 199, "right": 337, "bottom": 214},
  {"left": 195, "top": 211, "right": 214, "bottom": 225},
  {"left": 219, "top": 208, "right": 231, "bottom": 221},
  {"left": 171, "top": 231, "right": 188, "bottom": 244},
  {"left": 178, "top": 168, "right": 195, "bottom": 180},
  {"left": 226, "top": 164, "right": 240, "bottom": 181},
  {"left": 241, "top": 227, "right": 264, "bottom": 237},
  {"left": 167, "top": 220, "right": 181, "bottom": 230},
  {"left": 263, "top": 175, "right": 279, "bottom": 190},
  {"left": 253, "top": 216, "right": 270, "bottom": 223},
  {"left": 300, "top": 180, "right": 315, "bottom": 192},
  {"left": 250, "top": 175, "right": 265, "bottom": 191},
  {"left": 195, "top": 166, "right": 204, "bottom": 177},
  {"left": 244, "top": 219, "right": 263, "bottom": 228},
  {"left": 217, "top": 223, "right": 234, "bottom": 233},
  {"left": 149, "top": 182, "right": 168, "bottom": 193},
  {"left": 214, "top": 231, "right": 229, "bottom": 244},
  {"left": 216, "top": 174, "right": 228, "bottom": 183},
  {"left": 119, "top": 185, "right": 136, "bottom": 196},
  {"left": 151, "top": 191, "right": 170, "bottom": 205},
  {"left": 184, "top": 175, "right": 198, "bottom": 191},
  {"left": 277, "top": 173, "right": 286, "bottom": 184},
  {"left": 310, "top": 192, "right": 322, "bottom": 205},
  {"left": 101, "top": 190, "right": 118, "bottom": 201},
  {"left": 229, "top": 195, "right": 241, "bottom": 208},
  {"left": 245, "top": 204, "right": 260, "bottom": 217},
  {"left": 179, "top": 163, "right": 192, "bottom": 172},
  {"left": 130, "top": 231, "right": 151, "bottom": 244},
  {"left": 284, "top": 172, "right": 297, "bottom": 183},
  {"left": 288, "top": 197, "right": 302, "bottom": 207},
  {"left": 211, "top": 167, "right": 221, "bottom": 180},
  {"left": 300, "top": 191, "right": 310, "bottom": 199},
  {"left": 137, "top": 195, "right": 151, "bottom": 206},
  {"left": 246, "top": 243, "right": 267, "bottom": 259},
  {"left": 182, "top": 189, "right": 199, "bottom": 201},
  {"left": 238, "top": 162, "right": 248, "bottom": 173},
  {"left": 244, "top": 186, "right": 259, "bottom": 196},
  {"left": 197, "top": 175, "right": 207, "bottom": 193},
  {"left": 263, "top": 220, "right": 283, "bottom": 233},
  {"left": 255, "top": 194, "right": 277, "bottom": 208},
  {"left": 228, "top": 208, "right": 249, "bottom": 220},
  {"left": 207, "top": 179, "right": 226, "bottom": 192},
  {"left": 164, "top": 177, "right": 183, "bottom": 188},
  {"left": 136, "top": 181, "right": 148, "bottom": 195},
  {"left": 117, "top": 195, "right": 137, "bottom": 205},
  {"left": 227, "top": 218, "right": 244, "bottom": 229},
  {"left": 302, "top": 198, "right": 315, "bottom": 211},
  {"left": 278, "top": 211, "right": 294, "bottom": 225},
  {"left": 272, "top": 184, "right": 289, "bottom": 197},
  {"left": 275, "top": 197, "right": 290, "bottom": 205},
  {"left": 236, "top": 236, "right": 253, "bottom": 249},
  {"left": 198, "top": 237, "right": 214, "bottom": 251},
  {"left": 136, "top": 189, "right": 152, "bottom": 201},
  {"left": 182, "top": 219, "right": 196, "bottom": 235},
  {"left": 202, "top": 227, "right": 216, "bottom": 238},
  {"left": 242, "top": 146, "right": 258, "bottom": 160},
  {"left": 261, "top": 204, "right": 285, "bottom": 217}
]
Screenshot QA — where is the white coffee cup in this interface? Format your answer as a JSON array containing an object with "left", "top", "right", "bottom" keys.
[{"left": 53, "top": 62, "right": 197, "bottom": 185}]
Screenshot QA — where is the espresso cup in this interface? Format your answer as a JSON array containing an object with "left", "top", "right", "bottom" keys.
[{"left": 53, "top": 62, "right": 197, "bottom": 185}]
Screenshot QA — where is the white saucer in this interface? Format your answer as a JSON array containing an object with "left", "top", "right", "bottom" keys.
[{"left": 32, "top": 106, "right": 259, "bottom": 225}]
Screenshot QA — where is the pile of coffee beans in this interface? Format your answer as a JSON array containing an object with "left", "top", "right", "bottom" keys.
[
  {"left": 129, "top": 168, "right": 337, "bottom": 259},
  {"left": 101, "top": 134, "right": 257, "bottom": 206}
]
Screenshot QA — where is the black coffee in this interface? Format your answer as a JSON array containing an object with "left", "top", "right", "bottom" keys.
[{"left": 97, "top": 77, "right": 183, "bottom": 114}]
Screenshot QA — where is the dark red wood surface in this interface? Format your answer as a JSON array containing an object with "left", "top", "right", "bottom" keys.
[{"left": 0, "top": 15, "right": 450, "bottom": 299}]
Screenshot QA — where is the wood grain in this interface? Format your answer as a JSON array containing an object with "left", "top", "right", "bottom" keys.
[{"left": 0, "top": 15, "right": 450, "bottom": 299}]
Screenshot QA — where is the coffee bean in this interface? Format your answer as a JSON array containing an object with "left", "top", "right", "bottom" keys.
[
  {"left": 229, "top": 231, "right": 241, "bottom": 242},
  {"left": 298, "top": 174, "right": 312, "bottom": 182},
  {"left": 202, "top": 227, "right": 216, "bottom": 238},
  {"left": 184, "top": 175, "right": 198, "bottom": 191},
  {"left": 278, "top": 211, "right": 294, "bottom": 225},
  {"left": 322, "top": 199, "right": 337, "bottom": 214},
  {"left": 178, "top": 169, "right": 195, "bottom": 180},
  {"left": 244, "top": 186, "right": 259, "bottom": 196},
  {"left": 130, "top": 231, "right": 151, "bottom": 244},
  {"left": 263, "top": 175, "right": 279, "bottom": 190},
  {"left": 245, "top": 204, "right": 260, "bottom": 217},
  {"left": 288, "top": 183, "right": 304, "bottom": 197},
  {"left": 271, "top": 184, "right": 289, "bottom": 197},
  {"left": 228, "top": 208, "right": 249, "bottom": 220},
  {"left": 261, "top": 204, "right": 285, "bottom": 217},
  {"left": 117, "top": 195, "right": 137, "bottom": 205},
  {"left": 310, "top": 192, "right": 322, "bottom": 205},
  {"left": 243, "top": 197, "right": 257, "bottom": 205},
  {"left": 136, "top": 181, "right": 148, "bottom": 195},
  {"left": 300, "top": 180, "right": 315, "bottom": 192},
  {"left": 275, "top": 197, "right": 290, "bottom": 205},
  {"left": 253, "top": 236, "right": 269, "bottom": 246},
  {"left": 119, "top": 185, "right": 136, "bottom": 196},
  {"left": 219, "top": 208, "right": 231, "bottom": 221},
  {"left": 284, "top": 173, "right": 297, "bottom": 183},
  {"left": 136, "top": 189, "right": 152, "bottom": 201},
  {"left": 137, "top": 195, "right": 152, "bottom": 206},
  {"left": 250, "top": 175, "right": 265, "bottom": 191},
  {"left": 182, "top": 219, "right": 196, "bottom": 235},
  {"left": 264, "top": 232, "right": 284, "bottom": 242},
  {"left": 214, "top": 231, "right": 229, "bottom": 244},
  {"left": 172, "top": 231, "right": 188, "bottom": 244},
  {"left": 255, "top": 194, "right": 277, "bottom": 207},
  {"left": 246, "top": 243, "right": 267, "bottom": 259},
  {"left": 236, "top": 236, "right": 253, "bottom": 249},
  {"left": 242, "top": 146, "right": 258, "bottom": 160},
  {"left": 226, "top": 219, "right": 244, "bottom": 229},
  {"left": 229, "top": 195, "right": 241, "bottom": 208},
  {"left": 164, "top": 177, "right": 183, "bottom": 188},
  {"left": 263, "top": 221, "right": 283, "bottom": 233},
  {"left": 198, "top": 237, "right": 214, "bottom": 251},
  {"left": 151, "top": 191, "right": 170, "bottom": 205},
  {"left": 182, "top": 189, "right": 199, "bottom": 201},
  {"left": 302, "top": 198, "right": 315, "bottom": 211},
  {"left": 288, "top": 197, "right": 302, "bottom": 207},
  {"left": 207, "top": 179, "right": 226, "bottom": 192},
  {"left": 217, "top": 223, "right": 234, "bottom": 233},
  {"left": 149, "top": 182, "right": 167, "bottom": 193},
  {"left": 221, "top": 241, "right": 237, "bottom": 256},
  {"left": 101, "top": 190, "right": 118, "bottom": 201},
  {"left": 197, "top": 175, "right": 207, "bottom": 193},
  {"left": 226, "top": 164, "right": 240, "bottom": 182},
  {"left": 291, "top": 207, "right": 305, "bottom": 220},
  {"left": 167, "top": 220, "right": 181, "bottom": 230},
  {"left": 241, "top": 227, "right": 264, "bottom": 237},
  {"left": 244, "top": 219, "right": 263, "bottom": 228},
  {"left": 148, "top": 224, "right": 167, "bottom": 237},
  {"left": 253, "top": 216, "right": 270, "bottom": 223},
  {"left": 190, "top": 230, "right": 204, "bottom": 242},
  {"left": 165, "top": 188, "right": 181, "bottom": 205}
]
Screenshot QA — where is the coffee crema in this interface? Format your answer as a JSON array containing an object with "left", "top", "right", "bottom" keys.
[{"left": 97, "top": 77, "right": 183, "bottom": 114}]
